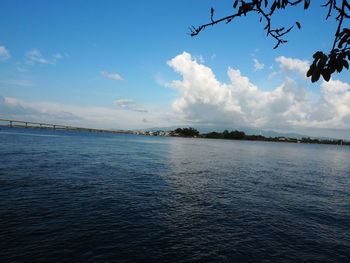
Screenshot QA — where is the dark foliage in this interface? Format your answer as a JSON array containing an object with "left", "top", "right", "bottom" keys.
[
  {"left": 200, "top": 129, "right": 348, "bottom": 145},
  {"left": 190, "top": 0, "right": 350, "bottom": 82},
  {"left": 223, "top": 129, "right": 246, "bottom": 139},
  {"left": 174, "top": 127, "right": 200, "bottom": 137},
  {"left": 168, "top": 128, "right": 348, "bottom": 145}
]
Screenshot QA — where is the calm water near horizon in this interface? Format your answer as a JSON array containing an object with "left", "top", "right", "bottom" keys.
[{"left": 0, "top": 126, "right": 349, "bottom": 262}]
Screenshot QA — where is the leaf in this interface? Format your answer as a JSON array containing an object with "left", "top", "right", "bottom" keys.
[
  {"left": 306, "top": 64, "right": 315, "bottom": 77},
  {"left": 336, "top": 62, "right": 343, "bottom": 72},
  {"left": 210, "top": 7, "right": 215, "bottom": 22},
  {"left": 338, "top": 34, "right": 349, "bottom": 48},
  {"left": 296, "top": 21, "right": 301, "bottom": 29},
  {"left": 321, "top": 69, "right": 331, "bottom": 82},
  {"left": 343, "top": 60, "right": 349, "bottom": 69},
  {"left": 317, "top": 54, "right": 327, "bottom": 70},
  {"left": 313, "top": 51, "right": 323, "bottom": 59},
  {"left": 233, "top": 0, "right": 239, "bottom": 8},
  {"left": 311, "top": 69, "right": 320, "bottom": 83}
]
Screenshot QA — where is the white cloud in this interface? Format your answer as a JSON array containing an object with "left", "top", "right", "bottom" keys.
[
  {"left": 276, "top": 56, "right": 309, "bottom": 77},
  {"left": 253, "top": 58, "right": 264, "bottom": 71},
  {"left": 0, "top": 80, "right": 33, "bottom": 87},
  {"left": 101, "top": 71, "right": 123, "bottom": 81},
  {"left": 296, "top": 79, "right": 350, "bottom": 129},
  {"left": 250, "top": 48, "right": 260, "bottom": 57},
  {"left": 53, "top": 53, "right": 63, "bottom": 63},
  {"left": 115, "top": 99, "right": 148, "bottom": 112},
  {"left": 53, "top": 53, "right": 63, "bottom": 59},
  {"left": 0, "top": 46, "right": 11, "bottom": 61},
  {"left": 14, "top": 62, "right": 29, "bottom": 72},
  {"left": 26, "top": 49, "right": 63, "bottom": 65},
  {"left": 166, "top": 52, "right": 350, "bottom": 133},
  {"left": 268, "top": 71, "right": 278, "bottom": 79},
  {"left": 155, "top": 72, "right": 167, "bottom": 86},
  {"left": 16, "top": 66, "right": 29, "bottom": 72},
  {"left": 195, "top": 55, "right": 205, "bottom": 63},
  {"left": 26, "top": 49, "right": 49, "bottom": 64}
]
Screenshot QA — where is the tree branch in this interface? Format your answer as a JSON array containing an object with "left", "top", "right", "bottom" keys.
[{"left": 189, "top": 0, "right": 350, "bottom": 82}]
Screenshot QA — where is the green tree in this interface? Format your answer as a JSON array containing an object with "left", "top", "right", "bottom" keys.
[
  {"left": 230, "top": 130, "right": 246, "bottom": 139},
  {"left": 174, "top": 127, "right": 200, "bottom": 137},
  {"left": 190, "top": 0, "right": 350, "bottom": 82}
]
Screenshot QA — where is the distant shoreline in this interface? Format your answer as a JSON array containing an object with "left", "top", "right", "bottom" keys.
[
  {"left": 138, "top": 127, "right": 350, "bottom": 146},
  {"left": 1, "top": 124, "right": 348, "bottom": 146}
]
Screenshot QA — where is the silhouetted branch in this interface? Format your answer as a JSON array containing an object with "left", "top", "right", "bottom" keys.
[{"left": 190, "top": 0, "right": 350, "bottom": 82}]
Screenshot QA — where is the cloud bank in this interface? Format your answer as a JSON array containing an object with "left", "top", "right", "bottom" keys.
[
  {"left": 167, "top": 52, "right": 350, "bottom": 132},
  {"left": 0, "top": 96, "right": 178, "bottom": 130}
]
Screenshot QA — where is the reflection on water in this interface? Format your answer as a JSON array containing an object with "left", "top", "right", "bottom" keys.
[{"left": 0, "top": 127, "right": 349, "bottom": 262}]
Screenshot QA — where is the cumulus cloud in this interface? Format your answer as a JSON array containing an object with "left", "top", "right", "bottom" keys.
[
  {"left": 101, "top": 71, "right": 123, "bottom": 81},
  {"left": 297, "top": 79, "right": 350, "bottom": 129},
  {"left": 0, "top": 46, "right": 11, "bottom": 61},
  {"left": 253, "top": 58, "right": 264, "bottom": 71},
  {"left": 115, "top": 99, "right": 147, "bottom": 112},
  {"left": 167, "top": 52, "right": 350, "bottom": 132},
  {"left": 276, "top": 56, "right": 309, "bottom": 77}
]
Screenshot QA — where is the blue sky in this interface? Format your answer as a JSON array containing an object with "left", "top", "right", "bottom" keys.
[{"left": 1, "top": 0, "right": 350, "bottom": 139}]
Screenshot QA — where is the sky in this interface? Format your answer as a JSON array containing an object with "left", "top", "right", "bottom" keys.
[{"left": 0, "top": 0, "right": 350, "bottom": 139}]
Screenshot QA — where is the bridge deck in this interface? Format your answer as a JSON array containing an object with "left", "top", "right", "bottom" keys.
[{"left": 0, "top": 118, "right": 128, "bottom": 134}]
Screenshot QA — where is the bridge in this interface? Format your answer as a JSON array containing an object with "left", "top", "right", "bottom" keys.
[{"left": 0, "top": 118, "right": 130, "bottom": 134}]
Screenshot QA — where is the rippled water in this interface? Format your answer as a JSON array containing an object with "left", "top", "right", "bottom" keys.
[{"left": 0, "top": 127, "right": 349, "bottom": 262}]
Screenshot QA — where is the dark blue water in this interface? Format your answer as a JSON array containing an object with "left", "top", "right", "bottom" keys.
[{"left": 0, "top": 127, "right": 349, "bottom": 262}]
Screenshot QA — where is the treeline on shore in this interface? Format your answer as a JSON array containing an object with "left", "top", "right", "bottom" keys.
[{"left": 170, "top": 127, "right": 349, "bottom": 146}]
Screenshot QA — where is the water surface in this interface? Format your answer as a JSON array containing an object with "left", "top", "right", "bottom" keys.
[{"left": 0, "top": 127, "right": 349, "bottom": 262}]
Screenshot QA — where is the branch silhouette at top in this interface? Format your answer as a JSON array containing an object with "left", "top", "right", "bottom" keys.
[{"left": 190, "top": 0, "right": 350, "bottom": 82}]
